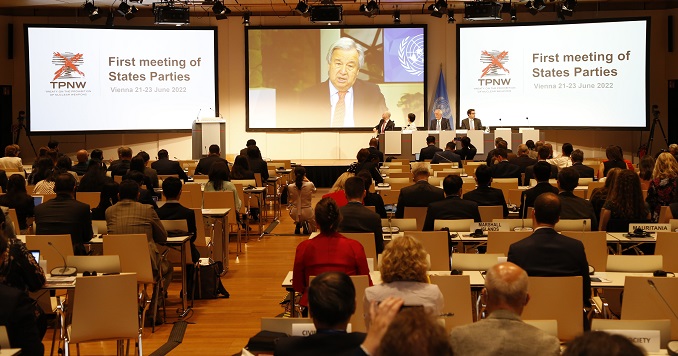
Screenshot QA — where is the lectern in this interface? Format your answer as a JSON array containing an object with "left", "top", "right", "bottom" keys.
[{"left": 192, "top": 118, "right": 226, "bottom": 160}]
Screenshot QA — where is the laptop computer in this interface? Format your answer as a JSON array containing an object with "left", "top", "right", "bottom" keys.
[
  {"left": 33, "top": 196, "right": 43, "bottom": 206},
  {"left": 29, "top": 250, "right": 40, "bottom": 262},
  {"left": 414, "top": 153, "right": 420, "bottom": 161}
]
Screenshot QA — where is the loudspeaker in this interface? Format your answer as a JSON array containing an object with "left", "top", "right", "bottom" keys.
[
  {"left": 669, "top": 16, "right": 674, "bottom": 53},
  {"left": 7, "top": 24, "right": 13, "bottom": 60}
]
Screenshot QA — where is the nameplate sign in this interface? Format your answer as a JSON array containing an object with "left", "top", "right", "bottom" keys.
[
  {"left": 292, "top": 324, "right": 351, "bottom": 336},
  {"left": 470, "top": 222, "right": 509, "bottom": 232},
  {"left": 605, "top": 329, "right": 660, "bottom": 352},
  {"left": 628, "top": 224, "right": 670, "bottom": 233}
]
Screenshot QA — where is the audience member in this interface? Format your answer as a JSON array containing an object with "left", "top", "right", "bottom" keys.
[
  {"left": 449, "top": 262, "right": 560, "bottom": 356},
  {"left": 0, "top": 145, "right": 23, "bottom": 171},
  {"left": 558, "top": 167, "right": 598, "bottom": 229},
  {"left": 418, "top": 135, "right": 442, "bottom": 161},
  {"left": 524, "top": 146, "right": 559, "bottom": 186},
  {"left": 520, "top": 162, "right": 559, "bottom": 218},
  {"left": 90, "top": 148, "right": 106, "bottom": 169},
  {"left": 364, "top": 235, "right": 443, "bottom": 325},
  {"left": 90, "top": 182, "right": 119, "bottom": 221},
  {"left": 509, "top": 144, "right": 537, "bottom": 173},
  {"left": 490, "top": 147, "right": 521, "bottom": 181},
  {"left": 599, "top": 169, "right": 650, "bottom": 231},
  {"left": 77, "top": 160, "right": 113, "bottom": 192},
  {"left": 28, "top": 157, "right": 55, "bottom": 190},
  {"left": 598, "top": 145, "right": 627, "bottom": 179},
  {"left": 486, "top": 137, "right": 506, "bottom": 166},
  {"left": 463, "top": 165, "right": 509, "bottom": 217},
  {"left": 431, "top": 141, "right": 463, "bottom": 166},
  {"left": 646, "top": 152, "right": 678, "bottom": 221},
  {"left": 151, "top": 149, "right": 189, "bottom": 182},
  {"left": 230, "top": 155, "right": 255, "bottom": 180},
  {"left": 195, "top": 144, "right": 229, "bottom": 176},
  {"left": 245, "top": 146, "right": 269, "bottom": 181},
  {"left": 395, "top": 163, "right": 444, "bottom": 219},
  {"left": 0, "top": 212, "right": 45, "bottom": 293},
  {"left": 526, "top": 139, "right": 538, "bottom": 160},
  {"left": 322, "top": 172, "right": 353, "bottom": 208},
  {"left": 124, "top": 156, "right": 155, "bottom": 191},
  {"left": 156, "top": 177, "right": 200, "bottom": 263},
  {"left": 204, "top": 161, "right": 241, "bottom": 212},
  {"left": 288, "top": 166, "right": 316, "bottom": 235},
  {"left": 589, "top": 168, "right": 622, "bottom": 222},
  {"left": 349, "top": 148, "right": 383, "bottom": 184},
  {"left": 124, "top": 171, "right": 158, "bottom": 209},
  {"left": 508, "top": 193, "right": 591, "bottom": 304},
  {"left": 0, "top": 175, "right": 34, "bottom": 233},
  {"left": 72, "top": 149, "right": 89, "bottom": 176},
  {"left": 47, "top": 139, "right": 62, "bottom": 157},
  {"left": 108, "top": 146, "right": 133, "bottom": 178},
  {"left": 31, "top": 146, "right": 49, "bottom": 172},
  {"left": 454, "top": 136, "right": 477, "bottom": 161},
  {"left": 367, "top": 138, "right": 384, "bottom": 163},
  {"left": 562, "top": 331, "right": 645, "bottom": 356},
  {"left": 0, "top": 169, "right": 6, "bottom": 193},
  {"left": 547, "top": 142, "right": 574, "bottom": 171},
  {"left": 34, "top": 174, "right": 93, "bottom": 255},
  {"left": 375, "top": 307, "right": 453, "bottom": 356},
  {"left": 338, "top": 176, "right": 384, "bottom": 254},
  {"left": 137, "top": 151, "right": 159, "bottom": 188},
  {"left": 638, "top": 154, "right": 655, "bottom": 190},
  {"left": 56, "top": 155, "right": 78, "bottom": 182},
  {"left": 292, "top": 198, "right": 371, "bottom": 310},
  {"left": 423, "top": 174, "right": 481, "bottom": 231},
  {"left": 240, "top": 139, "right": 257, "bottom": 156},
  {"left": 358, "top": 170, "right": 387, "bottom": 218},
  {"left": 570, "top": 149, "right": 595, "bottom": 179}
]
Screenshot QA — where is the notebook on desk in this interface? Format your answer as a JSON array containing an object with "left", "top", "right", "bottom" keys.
[{"left": 33, "top": 196, "right": 43, "bottom": 206}]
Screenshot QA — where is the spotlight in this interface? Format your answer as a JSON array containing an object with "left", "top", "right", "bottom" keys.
[
  {"left": 510, "top": 7, "right": 516, "bottom": 22},
  {"left": 212, "top": 0, "right": 231, "bottom": 19},
  {"left": 125, "top": 5, "right": 138, "bottom": 19},
  {"left": 242, "top": 12, "right": 250, "bottom": 25},
  {"left": 116, "top": 0, "right": 130, "bottom": 16},
  {"left": 83, "top": 0, "right": 101, "bottom": 21},
  {"left": 294, "top": 0, "right": 309, "bottom": 15},
  {"left": 525, "top": 0, "right": 539, "bottom": 15},
  {"left": 561, "top": 0, "right": 576, "bottom": 15},
  {"left": 360, "top": 0, "right": 379, "bottom": 17},
  {"left": 447, "top": 8, "right": 455, "bottom": 23},
  {"left": 534, "top": 0, "right": 546, "bottom": 11},
  {"left": 393, "top": 9, "right": 400, "bottom": 24},
  {"left": 556, "top": 7, "right": 565, "bottom": 21},
  {"left": 428, "top": 0, "right": 447, "bottom": 18}
]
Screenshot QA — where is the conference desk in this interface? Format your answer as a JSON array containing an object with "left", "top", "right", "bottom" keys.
[{"left": 606, "top": 232, "right": 656, "bottom": 254}]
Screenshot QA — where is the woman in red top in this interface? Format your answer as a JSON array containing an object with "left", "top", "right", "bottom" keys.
[{"left": 292, "top": 197, "right": 371, "bottom": 310}]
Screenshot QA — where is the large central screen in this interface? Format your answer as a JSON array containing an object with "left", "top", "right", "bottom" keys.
[
  {"left": 457, "top": 18, "right": 649, "bottom": 130},
  {"left": 246, "top": 26, "right": 427, "bottom": 131},
  {"left": 25, "top": 25, "right": 218, "bottom": 134}
]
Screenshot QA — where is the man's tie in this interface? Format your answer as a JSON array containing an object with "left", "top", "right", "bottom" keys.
[
  {"left": 332, "top": 91, "right": 347, "bottom": 127},
  {"left": 381, "top": 122, "right": 386, "bottom": 134},
  {"left": 470, "top": 119, "right": 474, "bottom": 130},
  {"left": 437, "top": 120, "right": 441, "bottom": 131}
]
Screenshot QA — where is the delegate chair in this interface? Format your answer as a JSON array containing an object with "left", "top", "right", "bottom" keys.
[
  {"left": 655, "top": 232, "right": 678, "bottom": 272},
  {"left": 348, "top": 275, "right": 369, "bottom": 333},
  {"left": 379, "top": 189, "right": 399, "bottom": 206},
  {"left": 562, "top": 231, "right": 609, "bottom": 272},
  {"left": 405, "top": 231, "right": 450, "bottom": 271},
  {"left": 429, "top": 275, "right": 473, "bottom": 332},
  {"left": 75, "top": 192, "right": 100, "bottom": 209},
  {"left": 478, "top": 206, "right": 503, "bottom": 222},
  {"left": 606, "top": 255, "right": 663, "bottom": 273},
  {"left": 260, "top": 317, "right": 314, "bottom": 334},
  {"left": 621, "top": 277, "right": 678, "bottom": 340},
  {"left": 521, "top": 276, "right": 583, "bottom": 341},
  {"left": 343, "top": 233, "right": 378, "bottom": 271},
  {"left": 451, "top": 253, "right": 504, "bottom": 272},
  {"left": 587, "top": 181, "right": 605, "bottom": 199},
  {"left": 25, "top": 235, "right": 74, "bottom": 272},
  {"left": 192, "top": 208, "right": 212, "bottom": 260},
  {"left": 434, "top": 219, "right": 474, "bottom": 233},
  {"left": 65, "top": 255, "right": 121, "bottom": 275},
  {"left": 554, "top": 219, "right": 591, "bottom": 232},
  {"left": 203, "top": 190, "right": 240, "bottom": 261},
  {"left": 491, "top": 180, "right": 519, "bottom": 202},
  {"left": 485, "top": 231, "right": 532, "bottom": 256},
  {"left": 92, "top": 220, "right": 108, "bottom": 235},
  {"left": 381, "top": 218, "right": 417, "bottom": 232},
  {"left": 403, "top": 206, "right": 428, "bottom": 231}
]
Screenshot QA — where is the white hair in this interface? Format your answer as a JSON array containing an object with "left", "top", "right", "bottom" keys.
[
  {"left": 485, "top": 263, "right": 528, "bottom": 307},
  {"left": 326, "top": 37, "right": 366, "bottom": 69}
]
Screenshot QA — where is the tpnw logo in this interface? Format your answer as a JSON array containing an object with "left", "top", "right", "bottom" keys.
[
  {"left": 478, "top": 50, "right": 511, "bottom": 86},
  {"left": 51, "top": 51, "right": 87, "bottom": 89}
]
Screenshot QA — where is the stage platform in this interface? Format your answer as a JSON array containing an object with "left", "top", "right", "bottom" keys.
[{"left": 288, "top": 159, "right": 354, "bottom": 188}]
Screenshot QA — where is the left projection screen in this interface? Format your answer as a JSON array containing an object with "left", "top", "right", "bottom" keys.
[{"left": 25, "top": 26, "right": 218, "bottom": 134}]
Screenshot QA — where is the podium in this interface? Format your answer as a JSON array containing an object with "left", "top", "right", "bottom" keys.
[{"left": 192, "top": 118, "right": 226, "bottom": 160}]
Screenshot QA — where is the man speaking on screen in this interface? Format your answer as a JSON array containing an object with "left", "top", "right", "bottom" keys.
[{"left": 300, "top": 37, "right": 388, "bottom": 128}]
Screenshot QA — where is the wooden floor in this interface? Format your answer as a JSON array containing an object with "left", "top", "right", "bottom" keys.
[{"left": 42, "top": 190, "right": 331, "bottom": 355}]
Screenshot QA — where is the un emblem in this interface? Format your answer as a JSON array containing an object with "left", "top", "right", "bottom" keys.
[{"left": 398, "top": 34, "right": 424, "bottom": 76}]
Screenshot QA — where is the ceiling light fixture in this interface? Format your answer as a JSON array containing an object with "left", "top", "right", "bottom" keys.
[
  {"left": 447, "top": 8, "right": 455, "bottom": 23},
  {"left": 428, "top": 0, "right": 447, "bottom": 18},
  {"left": 212, "top": 0, "right": 231, "bottom": 19},
  {"left": 360, "top": 0, "right": 379, "bottom": 17},
  {"left": 242, "top": 12, "right": 251, "bottom": 26},
  {"left": 294, "top": 0, "right": 309, "bottom": 15},
  {"left": 83, "top": 0, "right": 101, "bottom": 21},
  {"left": 510, "top": 7, "right": 517, "bottom": 22},
  {"left": 393, "top": 9, "right": 400, "bottom": 24}
]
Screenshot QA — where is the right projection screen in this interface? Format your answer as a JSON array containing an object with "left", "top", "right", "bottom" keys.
[{"left": 457, "top": 18, "right": 649, "bottom": 129}]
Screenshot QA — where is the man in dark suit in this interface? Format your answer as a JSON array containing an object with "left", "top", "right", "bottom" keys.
[
  {"left": 463, "top": 165, "right": 509, "bottom": 217},
  {"left": 419, "top": 136, "right": 442, "bottom": 162},
  {"left": 508, "top": 192, "right": 591, "bottom": 305},
  {"left": 557, "top": 167, "right": 598, "bottom": 230},
  {"left": 137, "top": 151, "right": 159, "bottom": 189},
  {"left": 524, "top": 147, "right": 559, "bottom": 186},
  {"left": 338, "top": 177, "right": 384, "bottom": 254},
  {"left": 240, "top": 139, "right": 256, "bottom": 156},
  {"left": 367, "top": 138, "right": 384, "bottom": 163},
  {"left": 509, "top": 144, "right": 537, "bottom": 173},
  {"left": 108, "top": 146, "right": 133, "bottom": 178},
  {"left": 34, "top": 173, "right": 93, "bottom": 255},
  {"left": 429, "top": 109, "right": 451, "bottom": 131},
  {"left": 520, "top": 162, "right": 559, "bottom": 218},
  {"left": 424, "top": 174, "right": 481, "bottom": 231},
  {"left": 454, "top": 136, "right": 477, "bottom": 161},
  {"left": 395, "top": 164, "right": 445, "bottom": 219},
  {"left": 71, "top": 149, "right": 89, "bottom": 176},
  {"left": 460, "top": 108, "right": 484, "bottom": 130},
  {"left": 486, "top": 138, "right": 513, "bottom": 166},
  {"left": 490, "top": 148, "right": 521, "bottom": 182},
  {"left": 372, "top": 111, "right": 396, "bottom": 135},
  {"left": 194, "top": 144, "right": 229, "bottom": 176},
  {"left": 151, "top": 149, "right": 189, "bottom": 182},
  {"left": 570, "top": 149, "right": 595, "bottom": 179},
  {"left": 156, "top": 177, "right": 200, "bottom": 262},
  {"left": 431, "top": 141, "right": 463, "bottom": 167}
]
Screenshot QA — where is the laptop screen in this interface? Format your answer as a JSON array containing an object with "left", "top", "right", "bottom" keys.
[
  {"left": 30, "top": 250, "right": 40, "bottom": 261},
  {"left": 414, "top": 153, "right": 420, "bottom": 161},
  {"left": 33, "top": 196, "right": 43, "bottom": 206}
]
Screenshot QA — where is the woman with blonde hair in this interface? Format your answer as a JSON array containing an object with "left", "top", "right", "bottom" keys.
[
  {"left": 321, "top": 171, "right": 354, "bottom": 207},
  {"left": 363, "top": 235, "right": 443, "bottom": 325},
  {"left": 646, "top": 152, "right": 678, "bottom": 221}
]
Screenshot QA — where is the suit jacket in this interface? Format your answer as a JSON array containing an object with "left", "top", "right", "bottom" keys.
[
  {"left": 419, "top": 145, "right": 443, "bottom": 161},
  {"left": 0, "top": 285, "right": 45, "bottom": 355},
  {"left": 571, "top": 162, "right": 595, "bottom": 179},
  {"left": 373, "top": 119, "right": 396, "bottom": 134},
  {"left": 363, "top": 192, "right": 387, "bottom": 218},
  {"left": 463, "top": 186, "right": 509, "bottom": 217},
  {"left": 156, "top": 202, "right": 199, "bottom": 262},
  {"left": 524, "top": 162, "right": 559, "bottom": 186},
  {"left": 460, "top": 118, "right": 484, "bottom": 130},
  {"left": 34, "top": 194, "right": 93, "bottom": 255},
  {"left": 108, "top": 159, "right": 130, "bottom": 178},
  {"left": 274, "top": 331, "right": 366, "bottom": 356},
  {"left": 429, "top": 118, "right": 451, "bottom": 131},
  {"left": 299, "top": 79, "right": 388, "bottom": 128},
  {"left": 559, "top": 191, "right": 598, "bottom": 230},
  {"left": 507, "top": 228, "right": 591, "bottom": 303},
  {"left": 144, "top": 167, "right": 159, "bottom": 188},
  {"left": 519, "top": 182, "right": 559, "bottom": 218},
  {"left": 395, "top": 181, "right": 445, "bottom": 219},
  {"left": 194, "top": 155, "right": 229, "bottom": 176},
  {"left": 454, "top": 144, "right": 477, "bottom": 160},
  {"left": 423, "top": 196, "right": 481, "bottom": 231},
  {"left": 151, "top": 158, "right": 189, "bottom": 182},
  {"left": 431, "top": 150, "right": 463, "bottom": 166},
  {"left": 490, "top": 161, "right": 522, "bottom": 182},
  {"left": 338, "top": 202, "right": 384, "bottom": 254},
  {"left": 367, "top": 146, "right": 384, "bottom": 163},
  {"left": 509, "top": 156, "right": 538, "bottom": 173},
  {"left": 449, "top": 309, "right": 560, "bottom": 356},
  {"left": 0, "top": 170, "right": 6, "bottom": 193},
  {"left": 71, "top": 162, "right": 88, "bottom": 176},
  {"left": 248, "top": 157, "right": 270, "bottom": 181}
]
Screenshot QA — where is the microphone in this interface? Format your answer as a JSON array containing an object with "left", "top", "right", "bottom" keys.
[
  {"left": 526, "top": 117, "right": 529, "bottom": 127},
  {"left": 647, "top": 278, "right": 678, "bottom": 355},
  {"left": 434, "top": 152, "right": 454, "bottom": 163},
  {"left": 196, "top": 108, "right": 202, "bottom": 120},
  {"left": 582, "top": 219, "right": 586, "bottom": 233},
  {"left": 499, "top": 118, "right": 502, "bottom": 128},
  {"left": 48, "top": 242, "right": 77, "bottom": 276}
]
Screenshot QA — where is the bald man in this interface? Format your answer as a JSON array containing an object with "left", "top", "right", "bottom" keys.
[
  {"left": 72, "top": 149, "right": 89, "bottom": 176},
  {"left": 373, "top": 111, "right": 395, "bottom": 135},
  {"left": 449, "top": 262, "right": 560, "bottom": 356}
]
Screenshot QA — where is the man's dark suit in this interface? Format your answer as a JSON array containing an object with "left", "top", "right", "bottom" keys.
[
  {"left": 418, "top": 145, "right": 443, "bottom": 161},
  {"left": 463, "top": 186, "right": 509, "bottom": 217},
  {"left": 274, "top": 331, "right": 366, "bottom": 356},
  {"left": 423, "top": 196, "right": 481, "bottom": 231},
  {"left": 108, "top": 159, "right": 130, "bottom": 178},
  {"left": 507, "top": 228, "right": 591, "bottom": 304},
  {"left": 0, "top": 285, "right": 44, "bottom": 355},
  {"left": 194, "top": 155, "right": 229, "bottom": 176},
  {"left": 156, "top": 202, "right": 200, "bottom": 262},
  {"left": 524, "top": 162, "right": 559, "bottom": 186},
  {"left": 151, "top": 158, "right": 189, "bottom": 182},
  {"left": 519, "top": 182, "right": 559, "bottom": 218},
  {"left": 559, "top": 191, "right": 598, "bottom": 230},
  {"left": 367, "top": 146, "right": 384, "bottom": 163},
  {"left": 454, "top": 144, "right": 477, "bottom": 160},
  {"left": 395, "top": 181, "right": 445, "bottom": 219},
  {"left": 71, "top": 162, "right": 88, "bottom": 176},
  {"left": 299, "top": 80, "right": 388, "bottom": 128},
  {"left": 338, "top": 202, "right": 384, "bottom": 254},
  {"left": 490, "top": 161, "right": 522, "bottom": 182},
  {"left": 460, "top": 118, "right": 483, "bottom": 130},
  {"left": 429, "top": 118, "right": 451, "bottom": 131},
  {"left": 373, "top": 119, "right": 396, "bottom": 134},
  {"left": 431, "top": 150, "right": 463, "bottom": 167},
  {"left": 571, "top": 162, "right": 595, "bottom": 179},
  {"left": 34, "top": 194, "right": 93, "bottom": 255},
  {"left": 509, "top": 156, "right": 538, "bottom": 173},
  {"left": 0, "top": 169, "right": 7, "bottom": 193}
]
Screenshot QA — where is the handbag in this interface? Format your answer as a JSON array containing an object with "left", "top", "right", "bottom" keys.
[{"left": 187, "top": 261, "right": 229, "bottom": 299}]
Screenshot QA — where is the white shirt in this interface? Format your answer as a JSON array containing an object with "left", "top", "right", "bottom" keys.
[
  {"left": 403, "top": 122, "right": 417, "bottom": 131},
  {"left": 329, "top": 81, "right": 354, "bottom": 127},
  {"left": 0, "top": 156, "right": 23, "bottom": 171},
  {"left": 546, "top": 155, "right": 573, "bottom": 171}
]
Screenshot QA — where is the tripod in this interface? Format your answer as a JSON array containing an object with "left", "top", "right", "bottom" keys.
[
  {"left": 12, "top": 111, "right": 37, "bottom": 157},
  {"left": 645, "top": 105, "right": 669, "bottom": 157}
]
